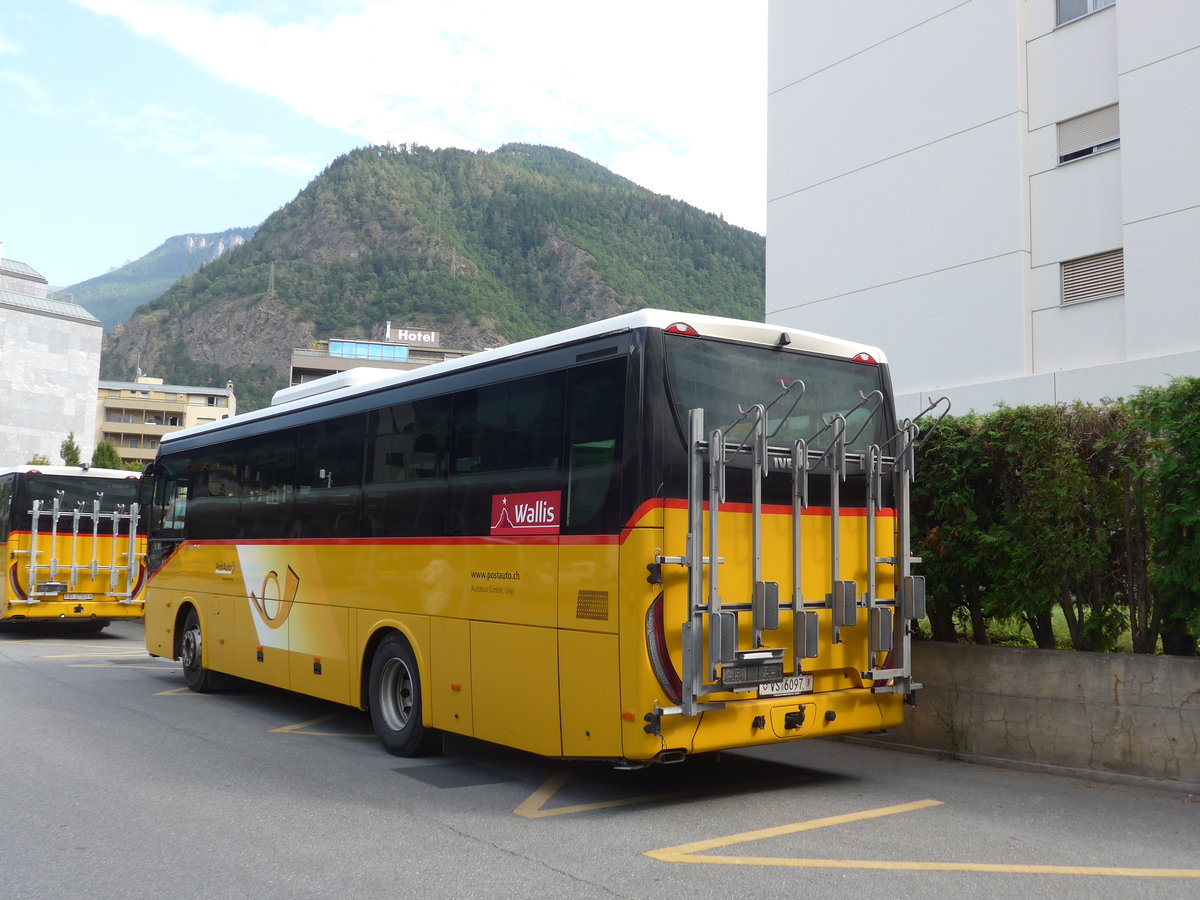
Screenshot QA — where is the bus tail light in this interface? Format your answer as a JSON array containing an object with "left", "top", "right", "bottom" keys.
[
  {"left": 9, "top": 563, "right": 27, "bottom": 602},
  {"left": 130, "top": 563, "right": 146, "bottom": 600},
  {"left": 665, "top": 322, "right": 699, "bottom": 337},
  {"left": 852, "top": 352, "right": 878, "bottom": 365},
  {"left": 645, "top": 593, "right": 683, "bottom": 705}
]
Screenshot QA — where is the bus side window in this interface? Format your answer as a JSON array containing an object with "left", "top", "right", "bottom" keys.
[
  {"left": 565, "top": 358, "right": 626, "bottom": 534},
  {"left": 0, "top": 474, "right": 12, "bottom": 538},
  {"left": 363, "top": 397, "right": 450, "bottom": 537},
  {"left": 149, "top": 460, "right": 190, "bottom": 533},
  {"left": 186, "top": 449, "right": 241, "bottom": 540},
  {"left": 295, "top": 413, "right": 365, "bottom": 538},
  {"left": 448, "top": 372, "right": 565, "bottom": 535},
  {"left": 239, "top": 433, "right": 296, "bottom": 540}
]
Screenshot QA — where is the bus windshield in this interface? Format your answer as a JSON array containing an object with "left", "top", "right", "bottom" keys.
[{"left": 663, "top": 334, "right": 890, "bottom": 454}]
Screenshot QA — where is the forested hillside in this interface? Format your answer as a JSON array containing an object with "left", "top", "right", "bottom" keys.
[{"left": 102, "top": 144, "right": 765, "bottom": 410}]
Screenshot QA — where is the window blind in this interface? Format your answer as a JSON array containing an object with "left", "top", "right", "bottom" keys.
[
  {"left": 1062, "top": 249, "right": 1124, "bottom": 303},
  {"left": 1058, "top": 105, "right": 1120, "bottom": 159}
]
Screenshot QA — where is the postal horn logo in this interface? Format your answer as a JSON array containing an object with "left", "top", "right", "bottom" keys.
[
  {"left": 490, "top": 491, "right": 561, "bottom": 536},
  {"left": 249, "top": 566, "right": 299, "bottom": 630}
]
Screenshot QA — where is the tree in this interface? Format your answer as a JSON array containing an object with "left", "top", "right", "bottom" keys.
[
  {"left": 92, "top": 439, "right": 123, "bottom": 470},
  {"left": 60, "top": 432, "right": 81, "bottom": 466},
  {"left": 27, "top": 453, "right": 52, "bottom": 465}
]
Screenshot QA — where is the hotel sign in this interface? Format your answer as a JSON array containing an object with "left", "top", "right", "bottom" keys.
[{"left": 385, "top": 324, "right": 440, "bottom": 346}]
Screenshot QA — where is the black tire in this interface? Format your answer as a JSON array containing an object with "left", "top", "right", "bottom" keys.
[
  {"left": 367, "top": 633, "right": 441, "bottom": 757},
  {"left": 180, "top": 607, "right": 216, "bottom": 693}
]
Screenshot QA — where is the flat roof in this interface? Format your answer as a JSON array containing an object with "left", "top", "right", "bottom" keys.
[{"left": 99, "top": 380, "right": 234, "bottom": 397}]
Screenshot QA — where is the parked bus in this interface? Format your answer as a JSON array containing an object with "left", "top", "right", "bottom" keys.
[
  {"left": 1, "top": 465, "right": 145, "bottom": 630},
  {"left": 142, "top": 310, "right": 941, "bottom": 765}
]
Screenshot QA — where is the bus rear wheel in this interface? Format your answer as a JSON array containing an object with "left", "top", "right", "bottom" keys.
[
  {"left": 180, "top": 607, "right": 216, "bottom": 693},
  {"left": 368, "top": 633, "right": 441, "bottom": 757}
]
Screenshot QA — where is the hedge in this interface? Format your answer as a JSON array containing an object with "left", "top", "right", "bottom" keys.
[{"left": 912, "top": 376, "right": 1200, "bottom": 652}]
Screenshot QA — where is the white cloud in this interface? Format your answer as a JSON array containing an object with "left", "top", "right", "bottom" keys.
[
  {"left": 70, "top": 0, "right": 766, "bottom": 232},
  {"left": 105, "top": 103, "right": 325, "bottom": 176}
]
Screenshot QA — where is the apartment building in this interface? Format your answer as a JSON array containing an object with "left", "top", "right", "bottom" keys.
[
  {"left": 96, "top": 376, "right": 236, "bottom": 466},
  {"left": 767, "top": 0, "right": 1200, "bottom": 414},
  {"left": 0, "top": 244, "right": 103, "bottom": 465}
]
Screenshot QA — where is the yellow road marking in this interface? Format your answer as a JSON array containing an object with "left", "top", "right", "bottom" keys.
[
  {"left": 43, "top": 649, "right": 147, "bottom": 659},
  {"left": 646, "top": 799, "right": 1200, "bottom": 878},
  {"left": 514, "top": 771, "right": 809, "bottom": 819},
  {"left": 647, "top": 799, "right": 941, "bottom": 859},
  {"left": 270, "top": 712, "right": 374, "bottom": 738},
  {"left": 155, "top": 687, "right": 192, "bottom": 696}
]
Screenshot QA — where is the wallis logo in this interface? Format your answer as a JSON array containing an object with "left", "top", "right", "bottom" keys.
[{"left": 490, "top": 491, "right": 561, "bottom": 536}]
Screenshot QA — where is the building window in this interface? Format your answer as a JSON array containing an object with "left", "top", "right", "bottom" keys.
[
  {"left": 1062, "top": 249, "right": 1124, "bottom": 304},
  {"left": 1058, "top": 105, "right": 1119, "bottom": 164},
  {"left": 1057, "top": 0, "right": 1115, "bottom": 26}
]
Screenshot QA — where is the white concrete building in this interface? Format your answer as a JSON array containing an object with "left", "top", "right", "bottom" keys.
[
  {"left": 766, "top": 0, "right": 1200, "bottom": 415},
  {"left": 0, "top": 244, "right": 103, "bottom": 465}
]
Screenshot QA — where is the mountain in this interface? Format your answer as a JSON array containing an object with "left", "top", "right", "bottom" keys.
[
  {"left": 102, "top": 143, "right": 765, "bottom": 411},
  {"left": 71, "top": 228, "right": 257, "bottom": 329}
]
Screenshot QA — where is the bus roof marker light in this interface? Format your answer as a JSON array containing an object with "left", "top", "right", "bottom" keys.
[
  {"left": 852, "top": 352, "right": 878, "bottom": 365},
  {"left": 664, "top": 322, "right": 699, "bottom": 337}
]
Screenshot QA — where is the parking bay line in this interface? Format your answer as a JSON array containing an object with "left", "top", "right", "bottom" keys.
[
  {"left": 514, "top": 771, "right": 810, "bottom": 819},
  {"left": 645, "top": 799, "right": 1200, "bottom": 878},
  {"left": 271, "top": 712, "right": 375, "bottom": 738}
]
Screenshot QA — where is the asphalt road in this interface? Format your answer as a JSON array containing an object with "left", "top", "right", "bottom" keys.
[{"left": 1, "top": 620, "right": 1197, "bottom": 899}]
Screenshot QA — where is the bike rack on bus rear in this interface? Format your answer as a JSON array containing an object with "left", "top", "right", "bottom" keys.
[
  {"left": 653, "top": 394, "right": 949, "bottom": 722},
  {"left": 15, "top": 493, "right": 143, "bottom": 604}
]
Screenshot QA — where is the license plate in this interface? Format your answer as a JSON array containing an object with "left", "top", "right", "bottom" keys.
[
  {"left": 63, "top": 594, "right": 92, "bottom": 601},
  {"left": 759, "top": 674, "right": 814, "bottom": 697}
]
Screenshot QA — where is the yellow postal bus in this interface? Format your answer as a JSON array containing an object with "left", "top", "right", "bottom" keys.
[
  {"left": 1, "top": 465, "right": 144, "bottom": 630},
  {"left": 142, "top": 310, "right": 939, "bottom": 765}
]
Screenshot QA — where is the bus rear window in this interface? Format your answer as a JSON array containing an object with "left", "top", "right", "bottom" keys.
[
  {"left": 663, "top": 335, "right": 890, "bottom": 454},
  {"left": 10, "top": 474, "right": 141, "bottom": 534}
]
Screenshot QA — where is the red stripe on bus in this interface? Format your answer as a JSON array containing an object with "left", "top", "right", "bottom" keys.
[{"left": 660, "top": 498, "right": 896, "bottom": 517}]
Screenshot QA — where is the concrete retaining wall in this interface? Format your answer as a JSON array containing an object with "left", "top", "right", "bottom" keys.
[{"left": 866, "top": 642, "right": 1200, "bottom": 790}]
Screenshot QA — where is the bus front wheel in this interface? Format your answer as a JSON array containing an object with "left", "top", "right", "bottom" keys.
[
  {"left": 368, "top": 633, "right": 441, "bottom": 757},
  {"left": 180, "top": 607, "right": 216, "bottom": 693}
]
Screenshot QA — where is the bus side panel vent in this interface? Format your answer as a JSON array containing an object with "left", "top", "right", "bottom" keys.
[{"left": 576, "top": 590, "right": 610, "bottom": 621}]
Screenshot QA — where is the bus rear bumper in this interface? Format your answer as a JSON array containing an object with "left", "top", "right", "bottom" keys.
[
  {"left": 3, "top": 598, "right": 144, "bottom": 622},
  {"left": 664, "top": 688, "right": 907, "bottom": 757}
]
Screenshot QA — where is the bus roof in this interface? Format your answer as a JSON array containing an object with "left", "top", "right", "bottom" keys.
[
  {"left": 0, "top": 465, "right": 140, "bottom": 480},
  {"left": 160, "top": 308, "right": 888, "bottom": 449}
]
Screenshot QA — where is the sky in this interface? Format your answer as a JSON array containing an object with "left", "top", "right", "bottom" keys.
[{"left": 0, "top": 0, "right": 766, "bottom": 289}]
